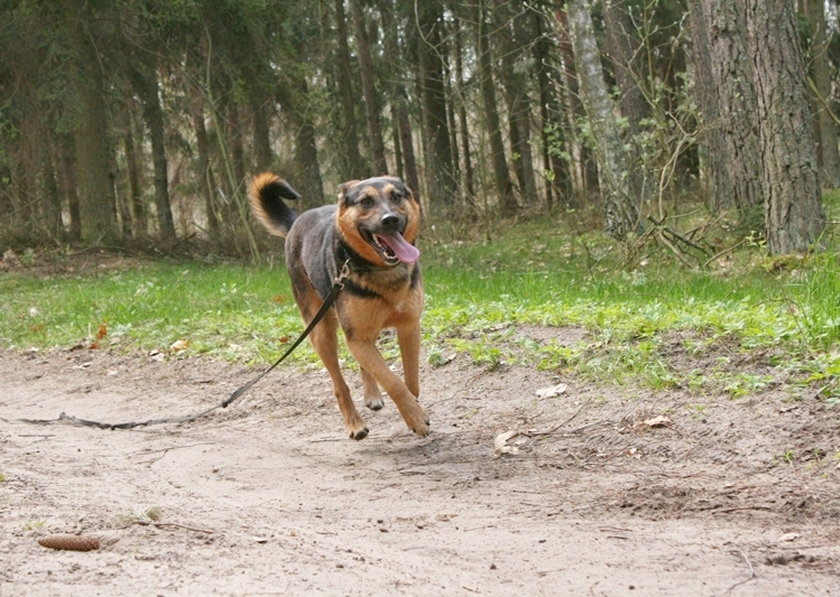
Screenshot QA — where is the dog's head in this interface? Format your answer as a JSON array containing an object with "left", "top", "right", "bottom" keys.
[{"left": 336, "top": 177, "right": 420, "bottom": 267}]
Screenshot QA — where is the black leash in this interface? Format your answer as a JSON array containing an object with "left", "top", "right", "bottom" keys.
[{"left": 13, "top": 261, "right": 350, "bottom": 431}]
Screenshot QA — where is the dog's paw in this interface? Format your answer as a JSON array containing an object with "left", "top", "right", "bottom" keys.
[
  {"left": 365, "top": 395, "right": 384, "bottom": 411},
  {"left": 349, "top": 426, "right": 369, "bottom": 440},
  {"left": 408, "top": 412, "right": 430, "bottom": 437}
]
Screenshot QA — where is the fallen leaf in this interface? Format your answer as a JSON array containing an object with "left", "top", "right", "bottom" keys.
[
  {"left": 778, "top": 532, "right": 800, "bottom": 542},
  {"left": 96, "top": 322, "right": 107, "bottom": 340},
  {"left": 535, "top": 383, "right": 568, "bottom": 399},
  {"left": 633, "top": 414, "right": 673, "bottom": 432},
  {"left": 494, "top": 430, "right": 520, "bottom": 457},
  {"left": 169, "top": 339, "right": 189, "bottom": 352}
]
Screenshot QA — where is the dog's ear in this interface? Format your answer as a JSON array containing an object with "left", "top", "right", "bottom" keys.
[{"left": 338, "top": 180, "right": 361, "bottom": 205}]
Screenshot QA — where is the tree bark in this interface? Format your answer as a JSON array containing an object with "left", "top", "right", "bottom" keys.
[
  {"left": 476, "top": 0, "right": 515, "bottom": 212},
  {"left": 123, "top": 113, "right": 146, "bottom": 236},
  {"left": 192, "top": 106, "right": 219, "bottom": 236},
  {"left": 744, "top": 0, "right": 825, "bottom": 253},
  {"left": 567, "top": 0, "right": 640, "bottom": 240},
  {"left": 804, "top": 0, "right": 840, "bottom": 188},
  {"left": 416, "top": 0, "right": 457, "bottom": 210},
  {"left": 499, "top": 3, "right": 538, "bottom": 206},
  {"left": 533, "top": 7, "right": 571, "bottom": 209},
  {"left": 603, "top": 0, "right": 649, "bottom": 200},
  {"left": 127, "top": 57, "right": 177, "bottom": 241},
  {"left": 350, "top": 0, "right": 387, "bottom": 174},
  {"left": 334, "top": 0, "right": 365, "bottom": 179},
  {"left": 291, "top": 77, "right": 325, "bottom": 204},
  {"left": 688, "top": 1, "right": 729, "bottom": 211},
  {"left": 380, "top": 0, "right": 419, "bottom": 195},
  {"left": 704, "top": 1, "right": 763, "bottom": 216},
  {"left": 62, "top": 0, "right": 117, "bottom": 243}
]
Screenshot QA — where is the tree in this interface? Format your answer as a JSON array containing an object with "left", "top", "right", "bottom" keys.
[
  {"left": 476, "top": 0, "right": 515, "bottom": 213},
  {"left": 350, "top": 0, "right": 387, "bottom": 174},
  {"left": 333, "top": 0, "right": 365, "bottom": 179},
  {"left": 567, "top": 0, "right": 640, "bottom": 240},
  {"left": 415, "top": 0, "right": 457, "bottom": 210},
  {"left": 61, "top": 0, "right": 118, "bottom": 243},
  {"left": 690, "top": 0, "right": 763, "bottom": 217},
  {"left": 744, "top": 0, "right": 825, "bottom": 253},
  {"left": 803, "top": 0, "right": 840, "bottom": 188}
]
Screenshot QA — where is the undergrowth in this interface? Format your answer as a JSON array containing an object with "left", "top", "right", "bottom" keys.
[{"left": 0, "top": 209, "right": 837, "bottom": 405}]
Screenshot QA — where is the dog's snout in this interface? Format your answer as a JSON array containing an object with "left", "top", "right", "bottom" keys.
[{"left": 381, "top": 213, "right": 401, "bottom": 231}]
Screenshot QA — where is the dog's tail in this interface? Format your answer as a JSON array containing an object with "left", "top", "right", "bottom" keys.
[{"left": 248, "top": 172, "right": 302, "bottom": 237}]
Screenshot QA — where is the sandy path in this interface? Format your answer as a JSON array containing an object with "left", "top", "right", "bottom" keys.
[{"left": 1, "top": 348, "right": 838, "bottom": 596}]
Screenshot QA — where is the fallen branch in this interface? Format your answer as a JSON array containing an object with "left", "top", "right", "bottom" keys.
[{"left": 129, "top": 520, "right": 214, "bottom": 534}]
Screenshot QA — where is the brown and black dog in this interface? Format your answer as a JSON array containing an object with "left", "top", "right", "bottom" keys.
[{"left": 248, "top": 172, "right": 429, "bottom": 440}]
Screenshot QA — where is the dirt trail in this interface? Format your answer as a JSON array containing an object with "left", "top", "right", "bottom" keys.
[{"left": 1, "top": 344, "right": 838, "bottom": 596}]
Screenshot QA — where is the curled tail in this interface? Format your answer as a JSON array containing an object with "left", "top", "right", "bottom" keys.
[{"left": 248, "top": 172, "right": 302, "bottom": 237}]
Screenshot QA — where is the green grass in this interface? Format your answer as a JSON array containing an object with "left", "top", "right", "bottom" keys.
[{"left": 1, "top": 216, "right": 837, "bottom": 403}]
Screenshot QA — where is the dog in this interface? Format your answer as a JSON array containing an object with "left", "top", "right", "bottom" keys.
[{"left": 248, "top": 172, "right": 429, "bottom": 440}]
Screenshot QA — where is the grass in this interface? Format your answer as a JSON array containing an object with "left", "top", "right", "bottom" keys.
[{"left": 1, "top": 213, "right": 837, "bottom": 404}]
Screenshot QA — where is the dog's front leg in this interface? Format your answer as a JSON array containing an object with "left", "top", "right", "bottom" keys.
[
  {"left": 346, "top": 339, "right": 429, "bottom": 437},
  {"left": 305, "top": 310, "right": 369, "bottom": 440}
]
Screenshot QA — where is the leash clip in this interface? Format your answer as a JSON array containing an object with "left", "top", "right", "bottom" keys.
[{"left": 335, "top": 259, "right": 351, "bottom": 289}]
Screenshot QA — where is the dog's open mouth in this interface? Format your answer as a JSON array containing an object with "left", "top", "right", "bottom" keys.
[{"left": 363, "top": 230, "right": 420, "bottom": 265}]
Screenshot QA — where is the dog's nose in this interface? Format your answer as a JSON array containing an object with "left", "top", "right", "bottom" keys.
[{"left": 381, "top": 213, "right": 401, "bottom": 231}]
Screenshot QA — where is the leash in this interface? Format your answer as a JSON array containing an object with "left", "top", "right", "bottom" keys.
[{"left": 13, "top": 261, "right": 350, "bottom": 431}]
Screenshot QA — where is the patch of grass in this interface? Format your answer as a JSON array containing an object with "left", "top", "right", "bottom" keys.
[
  {"left": 1, "top": 214, "right": 837, "bottom": 402},
  {"left": 0, "top": 263, "right": 314, "bottom": 365}
]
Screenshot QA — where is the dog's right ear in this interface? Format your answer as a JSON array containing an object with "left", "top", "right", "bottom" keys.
[{"left": 338, "top": 180, "right": 361, "bottom": 206}]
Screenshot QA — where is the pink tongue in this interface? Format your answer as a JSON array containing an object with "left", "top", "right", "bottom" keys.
[{"left": 378, "top": 232, "right": 420, "bottom": 263}]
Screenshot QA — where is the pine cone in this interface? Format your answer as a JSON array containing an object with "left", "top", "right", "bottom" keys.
[{"left": 38, "top": 534, "right": 100, "bottom": 551}]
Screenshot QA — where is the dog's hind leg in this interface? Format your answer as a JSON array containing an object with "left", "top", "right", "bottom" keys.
[
  {"left": 360, "top": 368, "right": 384, "bottom": 411},
  {"left": 397, "top": 322, "right": 421, "bottom": 399}
]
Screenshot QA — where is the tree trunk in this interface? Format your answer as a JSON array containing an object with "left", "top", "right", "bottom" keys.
[
  {"left": 452, "top": 14, "right": 475, "bottom": 204},
  {"left": 499, "top": 3, "right": 538, "bottom": 206},
  {"left": 744, "top": 0, "right": 825, "bottom": 253},
  {"left": 41, "top": 148, "right": 63, "bottom": 239},
  {"left": 380, "top": 0, "right": 419, "bottom": 195},
  {"left": 804, "top": 0, "right": 840, "bottom": 188},
  {"left": 603, "top": 0, "right": 649, "bottom": 200},
  {"left": 334, "top": 0, "right": 365, "bottom": 179},
  {"left": 62, "top": 0, "right": 117, "bottom": 243},
  {"left": 416, "top": 0, "right": 457, "bottom": 210},
  {"left": 567, "top": 0, "right": 640, "bottom": 240},
  {"left": 123, "top": 113, "right": 146, "bottom": 236},
  {"left": 704, "top": 0, "right": 763, "bottom": 217},
  {"left": 350, "top": 0, "right": 387, "bottom": 174},
  {"left": 291, "top": 77, "right": 325, "bottom": 204},
  {"left": 125, "top": 39, "right": 177, "bottom": 241},
  {"left": 554, "top": 7, "right": 590, "bottom": 207},
  {"left": 250, "top": 98, "right": 274, "bottom": 171},
  {"left": 58, "top": 134, "right": 81, "bottom": 241},
  {"left": 476, "top": 0, "right": 515, "bottom": 213},
  {"left": 533, "top": 7, "right": 571, "bottom": 209},
  {"left": 688, "top": 1, "right": 730, "bottom": 211},
  {"left": 192, "top": 106, "right": 219, "bottom": 236}
]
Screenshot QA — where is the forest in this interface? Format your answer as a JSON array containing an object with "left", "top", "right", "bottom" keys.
[{"left": 0, "top": 0, "right": 838, "bottom": 257}]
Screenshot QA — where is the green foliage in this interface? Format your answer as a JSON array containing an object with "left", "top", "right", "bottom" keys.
[{"left": 1, "top": 217, "right": 837, "bottom": 403}]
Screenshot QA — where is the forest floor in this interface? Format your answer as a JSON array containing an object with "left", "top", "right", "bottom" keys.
[{"left": 1, "top": 337, "right": 839, "bottom": 596}]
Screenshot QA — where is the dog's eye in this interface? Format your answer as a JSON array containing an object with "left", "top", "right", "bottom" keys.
[
  {"left": 391, "top": 193, "right": 404, "bottom": 204},
  {"left": 359, "top": 196, "right": 374, "bottom": 209}
]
